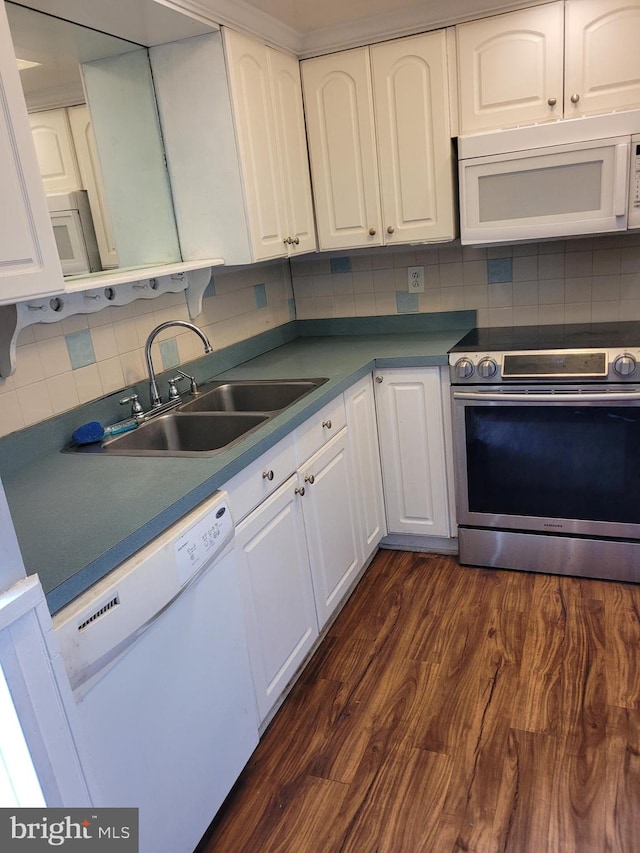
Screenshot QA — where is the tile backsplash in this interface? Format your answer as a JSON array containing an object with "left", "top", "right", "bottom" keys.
[
  {"left": 291, "top": 233, "right": 640, "bottom": 329},
  {"left": 3, "top": 232, "right": 640, "bottom": 438},
  {"left": 0, "top": 260, "right": 294, "bottom": 438}
]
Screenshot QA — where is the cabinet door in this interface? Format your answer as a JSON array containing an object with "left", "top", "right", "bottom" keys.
[
  {"left": 267, "top": 47, "right": 317, "bottom": 257},
  {"left": 374, "top": 367, "right": 450, "bottom": 537},
  {"left": 456, "top": 3, "right": 564, "bottom": 133},
  {"left": 301, "top": 48, "right": 383, "bottom": 250},
  {"left": 67, "top": 104, "right": 118, "bottom": 269},
  {"left": 565, "top": 0, "right": 640, "bottom": 117},
  {"left": 0, "top": 3, "right": 63, "bottom": 303},
  {"left": 299, "top": 427, "right": 360, "bottom": 627},
  {"left": 371, "top": 31, "right": 455, "bottom": 243},
  {"left": 235, "top": 476, "right": 318, "bottom": 722},
  {"left": 223, "top": 28, "right": 287, "bottom": 262},
  {"left": 28, "top": 109, "right": 82, "bottom": 194},
  {"left": 344, "top": 374, "right": 386, "bottom": 562}
]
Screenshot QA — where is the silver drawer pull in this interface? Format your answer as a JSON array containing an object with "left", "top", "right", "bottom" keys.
[
  {"left": 262, "top": 469, "right": 274, "bottom": 481},
  {"left": 304, "top": 474, "right": 315, "bottom": 485},
  {"left": 322, "top": 419, "right": 332, "bottom": 429},
  {"left": 295, "top": 486, "right": 305, "bottom": 497}
]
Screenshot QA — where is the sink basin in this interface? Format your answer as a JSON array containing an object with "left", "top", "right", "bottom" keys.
[
  {"left": 100, "top": 412, "right": 268, "bottom": 456},
  {"left": 179, "top": 378, "right": 328, "bottom": 413}
]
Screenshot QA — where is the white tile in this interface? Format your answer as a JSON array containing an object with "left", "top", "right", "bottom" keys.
[
  {"left": 538, "top": 279, "right": 565, "bottom": 304},
  {"left": 332, "top": 272, "right": 353, "bottom": 294},
  {"left": 462, "top": 246, "right": 487, "bottom": 261},
  {"left": 374, "top": 292, "right": 396, "bottom": 314},
  {"left": 564, "top": 251, "right": 592, "bottom": 278},
  {"left": 61, "top": 314, "right": 89, "bottom": 335},
  {"left": 439, "top": 262, "right": 464, "bottom": 287},
  {"left": 293, "top": 276, "right": 313, "bottom": 299},
  {"left": 487, "top": 307, "right": 514, "bottom": 327},
  {"left": 463, "top": 284, "right": 488, "bottom": 309},
  {"left": 134, "top": 314, "right": 160, "bottom": 348},
  {"left": 564, "top": 277, "right": 592, "bottom": 303},
  {"left": 539, "top": 239, "right": 566, "bottom": 253},
  {"left": 440, "top": 288, "right": 465, "bottom": 310},
  {"left": 32, "top": 322, "right": 61, "bottom": 342},
  {"left": 463, "top": 260, "right": 487, "bottom": 285},
  {"left": 38, "top": 336, "right": 72, "bottom": 378},
  {"left": 488, "top": 283, "right": 513, "bottom": 308},
  {"left": 91, "top": 325, "right": 119, "bottom": 361},
  {"left": 313, "top": 296, "right": 336, "bottom": 317},
  {"left": 311, "top": 258, "right": 331, "bottom": 275},
  {"left": 120, "top": 350, "right": 146, "bottom": 387},
  {"left": 592, "top": 301, "right": 620, "bottom": 322},
  {"left": 334, "top": 295, "right": 356, "bottom": 317},
  {"left": 620, "top": 272, "right": 640, "bottom": 299},
  {"left": 17, "top": 326, "right": 36, "bottom": 345},
  {"left": 352, "top": 271, "right": 374, "bottom": 293},
  {"left": 592, "top": 248, "right": 621, "bottom": 276},
  {"left": 512, "top": 305, "right": 539, "bottom": 326},
  {"left": 419, "top": 290, "right": 442, "bottom": 312},
  {"left": 312, "top": 275, "right": 333, "bottom": 297},
  {"left": 114, "top": 318, "right": 140, "bottom": 354},
  {"left": 16, "top": 382, "right": 54, "bottom": 426},
  {"left": 621, "top": 246, "right": 640, "bottom": 273},
  {"left": 73, "top": 364, "right": 103, "bottom": 404},
  {"left": 513, "top": 242, "right": 539, "bottom": 256},
  {"left": 13, "top": 343, "right": 45, "bottom": 387},
  {"left": 539, "top": 253, "right": 566, "bottom": 279},
  {"left": 513, "top": 281, "right": 538, "bottom": 306},
  {"left": 294, "top": 297, "right": 314, "bottom": 319},
  {"left": 512, "top": 255, "right": 538, "bottom": 282},
  {"left": 488, "top": 245, "right": 512, "bottom": 258},
  {"left": 538, "top": 304, "right": 565, "bottom": 324},
  {"left": 0, "top": 390, "right": 25, "bottom": 437},
  {"left": 46, "top": 372, "right": 80, "bottom": 415},
  {"left": 393, "top": 250, "right": 416, "bottom": 267},
  {"left": 564, "top": 302, "right": 592, "bottom": 323},
  {"left": 349, "top": 254, "right": 373, "bottom": 272},
  {"left": 354, "top": 294, "right": 377, "bottom": 316},
  {"left": 437, "top": 244, "right": 463, "bottom": 263},
  {"left": 373, "top": 268, "right": 396, "bottom": 292},
  {"left": 618, "top": 298, "right": 640, "bottom": 319},
  {"left": 370, "top": 252, "right": 394, "bottom": 270},
  {"left": 475, "top": 307, "right": 489, "bottom": 327},
  {"left": 591, "top": 275, "right": 620, "bottom": 302},
  {"left": 98, "top": 357, "right": 126, "bottom": 395},
  {"left": 425, "top": 265, "right": 441, "bottom": 289}
]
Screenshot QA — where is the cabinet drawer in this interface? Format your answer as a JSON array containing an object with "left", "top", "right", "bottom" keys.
[
  {"left": 226, "top": 434, "right": 296, "bottom": 523},
  {"left": 294, "top": 395, "right": 346, "bottom": 464}
]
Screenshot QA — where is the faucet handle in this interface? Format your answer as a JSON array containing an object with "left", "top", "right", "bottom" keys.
[
  {"left": 175, "top": 369, "right": 199, "bottom": 396},
  {"left": 119, "top": 393, "right": 144, "bottom": 415},
  {"left": 167, "top": 377, "right": 182, "bottom": 400}
]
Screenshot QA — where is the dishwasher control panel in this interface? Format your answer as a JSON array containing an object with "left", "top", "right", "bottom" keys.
[{"left": 175, "top": 500, "right": 233, "bottom": 585}]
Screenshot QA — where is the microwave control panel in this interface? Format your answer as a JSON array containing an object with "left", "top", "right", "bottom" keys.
[{"left": 630, "top": 135, "right": 640, "bottom": 230}]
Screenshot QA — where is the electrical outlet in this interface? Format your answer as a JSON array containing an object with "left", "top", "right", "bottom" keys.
[{"left": 407, "top": 266, "right": 425, "bottom": 293}]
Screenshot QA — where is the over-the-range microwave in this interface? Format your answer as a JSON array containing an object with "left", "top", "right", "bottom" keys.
[
  {"left": 46, "top": 190, "right": 101, "bottom": 276},
  {"left": 458, "top": 110, "right": 640, "bottom": 245}
]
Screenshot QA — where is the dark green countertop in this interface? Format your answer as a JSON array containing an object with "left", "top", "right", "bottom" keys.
[{"left": 0, "top": 315, "right": 473, "bottom": 614}]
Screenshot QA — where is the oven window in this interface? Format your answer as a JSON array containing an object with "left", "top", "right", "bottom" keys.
[{"left": 465, "top": 405, "right": 640, "bottom": 523}]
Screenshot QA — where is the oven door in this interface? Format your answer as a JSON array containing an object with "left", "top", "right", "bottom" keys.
[{"left": 452, "top": 385, "right": 640, "bottom": 539}]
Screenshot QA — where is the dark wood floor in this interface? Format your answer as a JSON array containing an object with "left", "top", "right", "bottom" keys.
[{"left": 200, "top": 549, "right": 640, "bottom": 852}]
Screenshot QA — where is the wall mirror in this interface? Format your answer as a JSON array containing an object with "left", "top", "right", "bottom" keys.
[{"left": 5, "top": 1, "right": 182, "bottom": 281}]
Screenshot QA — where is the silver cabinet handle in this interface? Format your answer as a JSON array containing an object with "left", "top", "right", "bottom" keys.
[
  {"left": 322, "top": 419, "right": 332, "bottom": 429},
  {"left": 283, "top": 237, "right": 292, "bottom": 244},
  {"left": 369, "top": 227, "right": 377, "bottom": 236},
  {"left": 547, "top": 97, "right": 557, "bottom": 107},
  {"left": 295, "top": 486, "right": 305, "bottom": 497},
  {"left": 570, "top": 93, "right": 580, "bottom": 104},
  {"left": 375, "top": 375, "right": 383, "bottom": 383},
  {"left": 262, "top": 469, "right": 274, "bottom": 481},
  {"left": 386, "top": 225, "right": 395, "bottom": 234},
  {"left": 304, "top": 474, "right": 315, "bottom": 484},
  {"left": 292, "top": 236, "right": 300, "bottom": 245}
]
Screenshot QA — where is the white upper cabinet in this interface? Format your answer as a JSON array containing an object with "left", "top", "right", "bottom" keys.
[
  {"left": 564, "top": 0, "right": 640, "bottom": 118},
  {"left": 0, "top": 2, "right": 63, "bottom": 304},
  {"left": 457, "top": 0, "right": 640, "bottom": 134},
  {"left": 456, "top": 2, "right": 564, "bottom": 133},
  {"left": 301, "top": 47, "right": 382, "bottom": 250},
  {"left": 28, "top": 109, "right": 82, "bottom": 195},
  {"left": 371, "top": 32, "right": 456, "bottom": 245},
  {"left": 223, "top": 27, "right": 316, "bottom": 261},
  {"left": 302, "top": 30, "right": 455, "bottom": 250}
]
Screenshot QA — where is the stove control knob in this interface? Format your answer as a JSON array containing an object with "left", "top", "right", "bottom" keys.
[
  {"left": 454, "top": 357, "right": 474, "bottom": 379},
  {"left": 478, "top": 357, "right": 498, "bottom": 379},
  {"left": 614, "top": 353, "right": 637, "bottom": 377}
]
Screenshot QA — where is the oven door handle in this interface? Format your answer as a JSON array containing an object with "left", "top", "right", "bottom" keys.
[{"left": 453, "top": 390, "right": 640, "bottom": 403}]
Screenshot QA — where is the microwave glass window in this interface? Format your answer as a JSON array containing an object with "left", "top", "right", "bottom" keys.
[
  {"left": 52, "top": 224, "right": 75, "bottom": 260},
  {"left": 478, "top": 161, "right": 603, "bottom": 222}
]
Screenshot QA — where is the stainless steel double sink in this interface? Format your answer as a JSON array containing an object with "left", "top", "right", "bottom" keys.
[{"left": 84, "top": 379, "right": 328, "bottom": 456}]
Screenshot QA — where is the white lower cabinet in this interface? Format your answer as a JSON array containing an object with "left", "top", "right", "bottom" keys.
[
  {"left": 234, "top": 475, "right": 318, "bottom": 723},
  {"left": 344, "top": 374, "right": 387, "bottom": 561},
  {"left": 374, "top": 367, "right": 451, "bottom": 538},
  {"left": 297, "top": 427, "right": 360, "bottom": 627}
]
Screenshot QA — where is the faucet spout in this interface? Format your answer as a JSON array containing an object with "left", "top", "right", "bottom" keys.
[{"left": 144, "top": 321, "right": 212, "bottom": 407}]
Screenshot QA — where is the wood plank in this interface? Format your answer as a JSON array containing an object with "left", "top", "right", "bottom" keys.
[{"left": 199, "top": 552, "right": 640, "bottom": 853}]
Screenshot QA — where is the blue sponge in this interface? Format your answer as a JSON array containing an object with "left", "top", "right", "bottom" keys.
[{"left": 72, "top": 421, "right": 106, "bottom": 445}]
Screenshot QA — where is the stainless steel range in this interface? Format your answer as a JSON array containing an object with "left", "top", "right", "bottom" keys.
[{"left": 449, "top": 321, "right": 640, "bottom": 582}]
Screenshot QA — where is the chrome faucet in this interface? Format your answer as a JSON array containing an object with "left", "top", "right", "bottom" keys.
[{"left": 145, "top": 321, "right": 213, "bottom": 408}]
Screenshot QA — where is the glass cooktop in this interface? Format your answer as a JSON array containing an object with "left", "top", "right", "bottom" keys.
[{"left": 449, "top": 321, "right": 640, "bottom": 353}]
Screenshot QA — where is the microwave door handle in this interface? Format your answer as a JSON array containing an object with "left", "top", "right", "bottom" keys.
[{"left": 615, "top": 142, "right": 630, "bottom": 217}]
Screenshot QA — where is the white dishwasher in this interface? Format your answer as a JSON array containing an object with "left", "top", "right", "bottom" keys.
[{"left": 53, "top": 491, "right": 258, "bottom": 853}]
